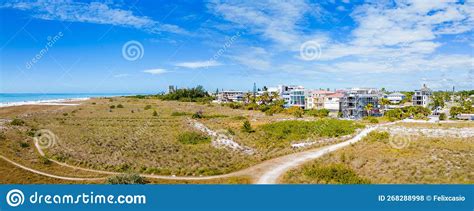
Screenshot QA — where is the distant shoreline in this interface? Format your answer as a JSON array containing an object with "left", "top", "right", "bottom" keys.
[
  {"left": 0, "top": 93, "right": 147, "bottom": 108},
  {"left": 0, "top": 97, "right": 91, "bottom": 108}
]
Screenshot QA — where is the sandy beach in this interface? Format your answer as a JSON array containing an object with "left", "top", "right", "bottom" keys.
[{"left": 0, "top": 98, "right": 90, "bottom": 108}]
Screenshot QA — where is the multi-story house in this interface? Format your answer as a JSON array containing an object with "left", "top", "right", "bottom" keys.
[
  {"left": 341, "top": 88, "right": 381, "bottom": 119},
  {"left": 412, "top": 84, "right": 432, "bottom": 107},
  {"left": 305, "top": 90, "right": 334, "bottom": 109},
  {"left": 278, "top": 85, "right": 305, "bottom": 108},
  {"left": 323, "top": 92, "right": 344, "bottom": 112},
  {"left": 216, "top": 90, "right": 244, "bottom": 103}
]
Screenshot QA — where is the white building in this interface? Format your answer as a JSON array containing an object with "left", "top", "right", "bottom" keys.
[
  {"left": 385, "top": 92, "right": 406, "bottom": 104},
  {"left": 216, "top": 90, "right": 244, "bottom": 103},
  {"left": 412, "top": 84, "right": 432, "bottom": 107},
  {"left": 323, "top": 92, "right": 344, "bottom": 111},
  {"left": 277, "top": 85, "right": 305, "bottom": 108}
]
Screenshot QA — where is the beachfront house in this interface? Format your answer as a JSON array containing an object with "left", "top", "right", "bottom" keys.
[
  {"left": 216, "top": 90, "right": 244, "bottom": 103},
  {"left": 305, "top": 90, "right": 334, "bottom": 109},
  {"left": 385, "top": 92, "right": 406, "bottom": 104},
  {"left": 323, "top": 92, "right": 344, "bottom": 112},
  {"left": 341, "top": 88, "right": 381, "bottom": 119},
  {"left": 412, "top": 84, "right": 432, "bottom": 107},
  {"left": 278, "top": 85, "right": 305, "bottom": 108}
]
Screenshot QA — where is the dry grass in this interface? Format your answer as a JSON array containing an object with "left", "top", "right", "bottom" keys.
[
  {"left": 0, "top": 159, "right": 96, "bottom": 184},
  {"left": 1, "top": 97, "right": 360, "bottom": 183},
  {"left": 283, "top": 126, "right": 474, "bottom": 184}
]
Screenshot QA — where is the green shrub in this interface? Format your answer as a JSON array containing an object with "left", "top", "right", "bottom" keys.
[
  {"left": 19, "top": 142, "right": 30, "bottom": 148},
  {"left": 306, "top": 109, "right": 330, "bottom": 118},
  {"left": 203, "top": 114, "right": 228, "bottom": 119},
  {"left": 299, "top": 163, "right": 370, "bottom": 184},
  {"left": 152, "top": 110, "right": 158, "bottom": 116},
  {"left": 227, "top": 102, "right": 243, "bottom": 109},
  {"left": 232, "top": 116, "right": 247, "bottom": 120},
  {"left": 157, "top": 85, "right": 212, "bottom": 102},
  {"left": 144, "top": 105, "right": 152, "bottom": 110},
  {"left": 439, "top": 113, "right": 447, "bottom": 121},
  {"left": 385, "top": 109, "right": 403, "bottom": 120},
  {"left": 26, "top": 129, "right": 37, "bottom": 137},
  {"left": 110, "top": 105, "right": 116, "bottom": 109},
  {"left": 39, "top": 156, "right": 51, "bottom": 165},
  {"left": 62, "top": 113, "right": 68, "bottom": 116},
  {"left": 363, "top": 116, "right": 379, "bottom": 123},
  {"left": 177, "top": 132, "right": 210, "bottom": 144},
  {"left": 171, "top": 111, "right": 190, "bottom": 116},
  {"left": 106, "top": 173, "right": 147, "bottom": 184},
  {"left": 117, "top": 104, "right": 124, "bottom": 108},
  {"left": 10, "top": 118, "right": 25, "bottom": 126},
  {"left": 241, "top": 120, "right": 255, "bottom": 133},
  {"left": 192, "top": 111, "right": 203, "bottom": 119},
  {"left": 286, "top": 106, "right": 304, "bottom": 118},
  {"left": 260, "top": 119, "right": 364, "bottom": 142},
  {"left": 227, "top": 128, "right": 236, "bottom": 135},
  {"left": 0, "top": 131, "right": 5, "bottom": 141},
  {"left": 265, "top": 105, "right": 283, "bottom": 116},
  {"left": 364, "top": 131, "right": 389, "bottom": 143}
]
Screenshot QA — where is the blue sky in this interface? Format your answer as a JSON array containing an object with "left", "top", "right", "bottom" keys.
[{"left": 0, "top": 0, "right": 473, "bottom": 93}]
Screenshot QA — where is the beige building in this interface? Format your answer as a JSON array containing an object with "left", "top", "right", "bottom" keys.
[{"left": 306, "top": 90, "right": 334, "bottom": 109}]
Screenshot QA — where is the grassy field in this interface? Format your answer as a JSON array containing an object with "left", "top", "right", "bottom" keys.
[
  {"left": 0, "top": 97, "right": 362, "bottom": 183},
  {"left": 282, "top": 123, "right": 474, "bottom": 184}
]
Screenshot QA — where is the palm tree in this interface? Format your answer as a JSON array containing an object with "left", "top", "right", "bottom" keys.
[
  {"left": 379, "top": 98, "right": 390, "bottom": 112},
  {"left": 270, "top": 92, "right": 280, "bottom": 102},
  {"left": 260, "top": 92, "right": 271, "bottom": 105},
  {"left": 364, "top": 103, "right": 373, "bottom": 117}
]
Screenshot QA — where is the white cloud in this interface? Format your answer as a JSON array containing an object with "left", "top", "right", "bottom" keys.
[
  {"left": 175, "top": 60, "right": 222, "bottom": 69},
  {"left": 207, "top": 0, "right": 330, "bottom": 47},
  {"left": 1, "top": 0, "right": 187, "bottom": 34},
  {"left": 230, "top": 47, "right": 271, "bottom": 71},
  {"left": 143, "top": 68, "right": 168, "bottom": 75}
]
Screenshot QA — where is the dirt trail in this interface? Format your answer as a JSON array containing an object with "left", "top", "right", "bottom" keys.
[{"left": 3, "top": 121, "right": 399, "bottom": 183}]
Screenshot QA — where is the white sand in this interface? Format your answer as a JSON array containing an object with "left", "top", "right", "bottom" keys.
[{"left": 0, "top": 98, "right": 89, "bottom": 108}]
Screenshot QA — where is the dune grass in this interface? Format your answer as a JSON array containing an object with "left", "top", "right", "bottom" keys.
[
  {"left": 0, "top": 97, "right": 365, "bottom": 182},
  {"left": 283, "top": 128, "right": 474, "bottom": 184}
]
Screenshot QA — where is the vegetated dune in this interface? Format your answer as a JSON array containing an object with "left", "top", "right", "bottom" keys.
[
  {"left": 282, "top": 124, "right": 474, "bottom": 184},
  {"left": 0, "top": 97, "right": 362, "bottom": 180}
]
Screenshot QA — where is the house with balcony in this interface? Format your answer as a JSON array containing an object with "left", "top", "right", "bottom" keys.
[
  {"left": 412, "top": 84, "right": 432, "bottom": 107},
  {"left": 305, "top": 90, "right": 335, "bottom": 109},
  {"left": 323, "top": 92, "right": 344, "bottom": 112},
  {"left": 278, "top": 85, "right": 305, "bottom": 108},
  {"left": 341, "top": 88, "right": 381, "bottom": 119},
  {"left": 216, "top": 90, "right": 244, "bottom": 103}
]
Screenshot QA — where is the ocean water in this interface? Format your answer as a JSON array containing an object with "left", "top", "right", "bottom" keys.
[{"left": 0, "top": 93, "right": 138, "bottom": 104}]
